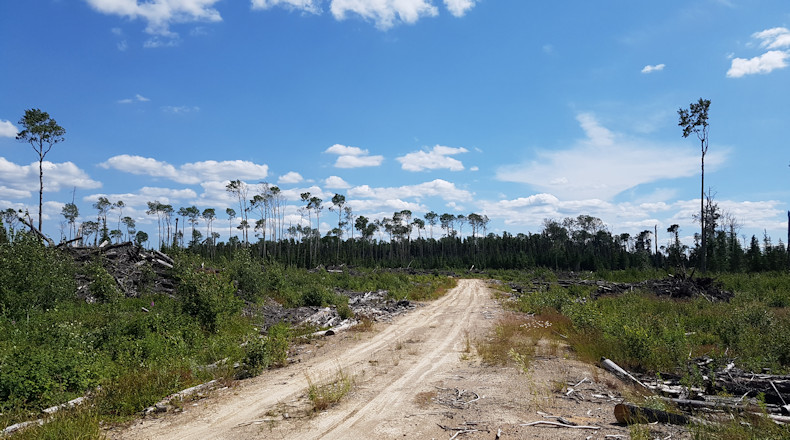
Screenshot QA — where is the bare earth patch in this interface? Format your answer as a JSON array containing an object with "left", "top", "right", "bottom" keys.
[{"left": 109, "top": 279, "right": 691, "bottom": 439}]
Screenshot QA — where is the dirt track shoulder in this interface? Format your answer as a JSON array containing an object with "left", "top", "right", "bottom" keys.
[{"left": 112, "top": 279, "right": 690, "bottom": 440}]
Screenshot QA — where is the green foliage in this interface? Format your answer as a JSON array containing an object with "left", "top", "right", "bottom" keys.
[
  {"left": 225, "top": 248, "right": 266, "bottom": 302},
  {"left": 95, "top": 366, "right": 196, "bottom": 418},
  {"left": 691, "top": 412, "right": 790, "bottom": 439},
  {"left": 11, "top": 407, "right": 103, "bottom": 440},
  {"left": 508, "top": 270, "right": 790, "bottom": 374},
  {"left": 82, "top": 259, "right": 122, "bottom": 302},
  {"left": 307, "top": 368, "right": 353, "bottom": 412},
  {"left": 517, "top": 283, "right": 594, "bottom": 315},
  {"left": 0, "top": 233, "right": 75, "bottom": 319},
  {"left": 174, "top": 255, "right": 242, "bottom": 332},
  {"left": 241, "top": 322, "right": 291, "bottom": 377}
]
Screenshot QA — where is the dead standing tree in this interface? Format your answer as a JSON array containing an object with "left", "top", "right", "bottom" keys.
[{"left": 679, "top": 98, "right": 711, "bottom": 273}]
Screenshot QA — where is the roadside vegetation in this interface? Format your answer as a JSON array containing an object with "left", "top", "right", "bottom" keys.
[
  {"left": 0, "top": 228, "right": 454, "bottom": 436},
  {"left": 496, "top": 269, "right": 790, "bottom": 375},
  {"left": 489, "top": 268, "right": 790, "bottom": 439},
  {"left": 3, "top": 198, "right": 790, "bottom": 438}
]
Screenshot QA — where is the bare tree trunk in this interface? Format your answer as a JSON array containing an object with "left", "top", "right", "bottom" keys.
[
  {"left": 700, "top": 149, "right": 706, "bottom": 273},
  {"left": 38, "top": 157, "right": 44, "bottom": 232}
]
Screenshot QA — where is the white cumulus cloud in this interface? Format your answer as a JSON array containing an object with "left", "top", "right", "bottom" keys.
[
  {"left": 397, "top": 145, "right": 468, "bottom": 172},
  {"left": 118, "top": 94, "right": 150, "bottom": 104},
  {"left": 85, "top": 187, "right": 197, "bottom": 209},
  {"left": 0, "top": 157, "right": 101, "bottom": 199},
  {"left": 324, "top": 144, "right": 384, "bottom": 168},
  {"left": 162, "top": 105, "right": 200, "bottom": 113},
  {"left": 754, "top": 27, "right": 790, "bottom": 50},
  {"left": 641, "top": 63, "right": 665, "bottom": 74},
  {"left": 496, "top": 113, "right": 728, "bottom": 200},
  {"left": 86, "top": 0, "right": 479, "bottom": 38},
  {"left": 728, "top": 27, "right": 790, "bottom": 78},
  {"left": 251, "top": 0, "right": 320, "bottom": 13},
  {"left": 0, "top": 120, "right": 17, "bottom": 138},
  {"left": 349, "top": 179, "right": 472, "bottom": 202},
  {"left": 100, "top": 155, "right": 268, "bottom": 184},
  {"left": 727, "top": 50, "right": 789, "bottom": 78},
  {"left": 278, "top": 171, "right": 304, "bottom": 184},
  {"left": 324, "top": 175, "right": 351, "bottom": 189},
  {"left": 444, "top": 0, "right": 476, "bottom": 17},
  {"left": 330, "top": 0, "right": 438, "bottom": 30},
  {"left": 84, "top": 0, "right": 222, "bottom": 37}
]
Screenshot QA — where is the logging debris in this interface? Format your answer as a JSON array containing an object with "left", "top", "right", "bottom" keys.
[
  {"left": 248, "top": 289, "right": 417, "bottom": 332},
  {"left": 604, "top": 356, "right": 790, "bottom": 425},
  {"left": 59, "top": 242, "right": 177, "bottom": 300},
  {"left": 510, "top": 272, "right": 733, "bottom": 302}
]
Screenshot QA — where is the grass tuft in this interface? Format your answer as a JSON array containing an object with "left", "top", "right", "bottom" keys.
[{"left": 306, "top": 368, "right": 354, "bottom": 412}]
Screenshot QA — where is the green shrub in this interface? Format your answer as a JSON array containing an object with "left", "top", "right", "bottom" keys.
[
  {"left": 241, "top": 322, "right": 291, "bottom": 377},
  {"left": 11, "top": 407, "right": 103, "bottom": 440},
  {"left": 82, "top": 260, "right": 122, "bottom": 303},
  {"left": 175, "top": 260, "right": 242, "bottom": 332},
  {"left": 0, "top": 233, "right": 75, "bottom": 319},
  {"left": 303, "top": 289, "right": 328, "bottom": 307},
  {"left": 226, "top": 248, "right": 266, "bottom": 302},
  {"left": 95, "top": 366, "right": 195, "bottom": 418}
]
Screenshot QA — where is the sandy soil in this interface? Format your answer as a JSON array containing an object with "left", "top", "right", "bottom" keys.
[{"left": 111, "top": 279, "right": 691, "bottom": 440}]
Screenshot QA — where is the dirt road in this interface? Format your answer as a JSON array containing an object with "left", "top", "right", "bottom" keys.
[{"left": 114, "top": 279, "right": 689, "bottom": 439}]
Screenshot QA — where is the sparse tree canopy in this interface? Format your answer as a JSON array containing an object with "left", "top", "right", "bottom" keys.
[
  {"left": 679, "top": 98, "right": 711, "bottom": 273},
  {"left": 16, "top": 108, "right": 66, "bottom": 232}
]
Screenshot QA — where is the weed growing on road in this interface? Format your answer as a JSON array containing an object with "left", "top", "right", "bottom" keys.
[
  {"left": 306, "top": 368, "right": 354, "bottom": 412},
  {"left": 413, "top": 390, "right": 437, "bottom": 409},
  {"left": 476, "top": 313, "right": 543, "bottom": 367},
  {"left": 508, "top": 348, "right": 530, "bottom": 373},
  {"left": 629, "top": 423, "right": 651, "bottom": 440}
]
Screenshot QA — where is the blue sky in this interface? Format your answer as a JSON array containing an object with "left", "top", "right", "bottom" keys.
[{"left": 1, "top": 0, "right": 789, "bottom": 247}]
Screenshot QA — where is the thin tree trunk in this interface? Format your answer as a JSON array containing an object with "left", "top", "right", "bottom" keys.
[
  {"left": 701, "top": 151, "right": 706, "bottom": 273},
  {"left": 38, "top": 157, "right": 44, "bottom": 231}
]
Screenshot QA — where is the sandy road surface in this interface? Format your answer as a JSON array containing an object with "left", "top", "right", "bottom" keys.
[
  {"left": 115, "top": 279, "right": 690, "bottom": 439},
  {"left": 116, "top": 279, "right": 498, "bottom": 439}
]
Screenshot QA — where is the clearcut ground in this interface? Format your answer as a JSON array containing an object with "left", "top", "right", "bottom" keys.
[{"left": 111, "top": 279, "right": 690, "bottom": 440}]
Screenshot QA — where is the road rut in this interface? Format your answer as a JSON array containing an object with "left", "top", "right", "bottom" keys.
[{"left": 117, "top": 279, "right": 497, "bottom": 439}]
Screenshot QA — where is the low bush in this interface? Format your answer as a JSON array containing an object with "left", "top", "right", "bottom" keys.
[
  {"left": 507, "top": 270, "right": 790, "bottom": 375},
  {"left": 241, "top": 322, "right": 292, "bottom": 377},
  {"left": 0, "top": 233, "right": 75, "bottom": 320},
  {"left": 174, "top": 256, "right": 242, "bottom": 333}
]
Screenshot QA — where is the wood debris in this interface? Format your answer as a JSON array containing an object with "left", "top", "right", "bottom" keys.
[
  {"left": 61, "top": 241, "right": 177, "bottom": 300},
  {"left": 606, "top": 355, "right": 790, "bottom": 425},
  {"left": 510, "top": 272, "right": 733, "bottom": 302}
]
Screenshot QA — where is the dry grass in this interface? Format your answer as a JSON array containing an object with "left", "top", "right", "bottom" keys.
[
  {"left": 462, "top": 330, "right": 471, "bottom": 353},
  {"left": 475, "top": 313, "right": 538, "bottom": 366},
  {"left": 413, "top": 390, "right": 437, "bottom": 409},
  {"left": 350, "top": 316, "right": 374, "bottom": 333},
  {"left": 306, "top": 368, "right": 354, "bottom": 412}
]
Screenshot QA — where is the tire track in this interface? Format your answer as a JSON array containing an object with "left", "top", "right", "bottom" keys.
[{"left": 117, "top": 279, "right": 491, "bottom": 440}]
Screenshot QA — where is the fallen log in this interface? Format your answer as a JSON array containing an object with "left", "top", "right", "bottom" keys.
[
  {"left": 614, "top": 403, "right": 689, "bottom": 425},
  {"left": 600, "top": 358, "right": 648, "bottom": 389},
  {"left": 520, "top": 420, "right": 600, "bottom": 430},
  {"left": 662, "top": 396, "right": 781, "bottom": 414},
  {"left": 56, "top": 236, "right": 83, "bottom": 248},
  {"left": 153, "top": 249, "right": 175, "bottom": 265},
  {"left": 17, "top": 216, "right": 54, "bottom": 246}
]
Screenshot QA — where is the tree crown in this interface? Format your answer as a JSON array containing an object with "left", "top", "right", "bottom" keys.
[{"left": 16, "top": 108, "right": 65, "bottom": 157}]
